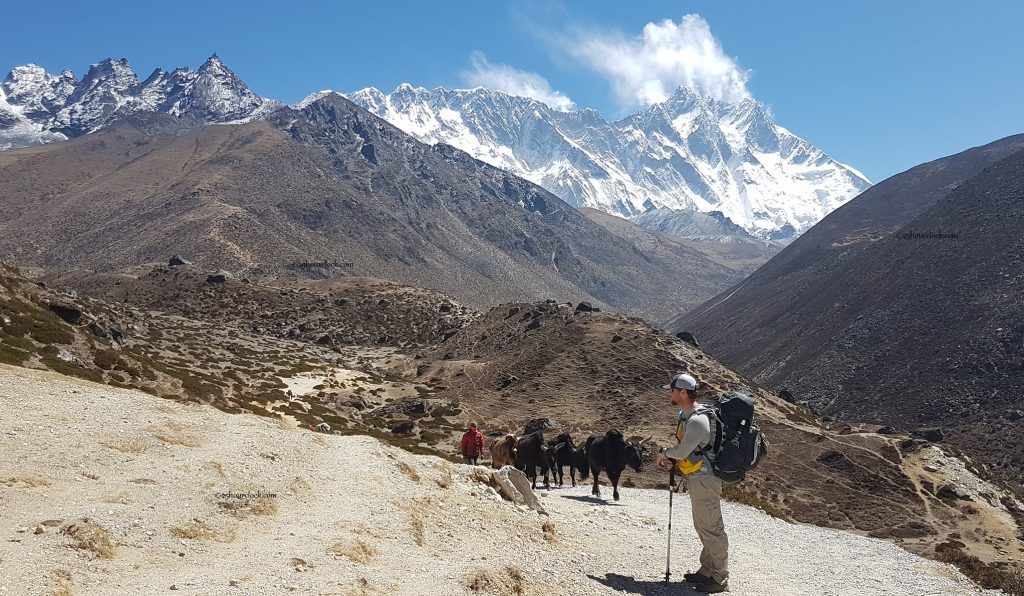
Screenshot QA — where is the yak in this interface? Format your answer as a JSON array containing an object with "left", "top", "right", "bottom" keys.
[
  {"left": 489, "top": 434, "right": 518, "bottom": 469},
  {"left": 584, "top": 430, "right": 651, "bottom": 501},
  {"left": 546, "top": 433, "right": 589, "bottom": 487},
  {"left": 515, "top": 431, "right": 551, "bottom": 490}
]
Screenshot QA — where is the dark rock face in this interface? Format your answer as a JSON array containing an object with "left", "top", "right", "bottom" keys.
[
  {"left": 575, "top": 301, "right": 595, "bottom": 313},
  {"left": 89, "top": 319, "right": 124, "bottom": 345},
  {"left": 913, "top": 427, "right": 944, "bottom": 443},
  {"left": 48, "top": 303, "right": 83, "bottom": 325},
  {"left": 937, "top": 483, "right": 972, "bottom": 501},
  {"left": 523, "top": 418, "right": 559, "bottom": 435},
  {"left": 206, "top": 270, "right": 233, "bottom": 284},
  {"left": 877, "top": 426, "right": 899, "bottom": 435},
  {"left": 168, "top": 255, "right": 191, "bottom": 267},
  {"left": 391, "top": 421, "right": 415, "bottom": 435},
  {"left": 675, "top": 331, "right": 699, "bottom": 347}
]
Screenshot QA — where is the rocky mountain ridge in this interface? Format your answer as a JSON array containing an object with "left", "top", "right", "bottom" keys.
[
  {"left": 2, "top": 54, "right": 869, "bottom": 241},
  {"left": 0, "top": 54, "right": 277, "bottom": 149}
]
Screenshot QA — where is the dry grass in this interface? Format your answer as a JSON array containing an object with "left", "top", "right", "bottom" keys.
[
  {"left": 330, "top": 539, "right": 379, "bottom": 563},
  {"left": 936, "top": 544, "right": 1024, "bottom": 595},
  {"left": 542, "top": 520, "right": 557, "bottom": 543},
  {"left": 463, "top": 565, "right": 527, "bottom": 595},
  {"left": 214, "top": 487, "right": 279, "bottom": 518},
  {"left": 340, "top": 578, "right": 381, "bottom": 596},
  {"left": 99, "top": 437, "right": 150, "bottom": 454},
  {"left": 100, "top": 492, "right": 130, "bottom": 505},
  {"left": 204, "top": 461, "right": 227, "bottom": 478},
  {"left": 17, "top": 473, "right": 52, "bottom": 487},
  {"left": 61, "top": 518, "right": 115, "bottom": 560},
  {"left": 434, "top": 462, "right": 454, "bottom": 489},
  {"left": 396, "top": 460, "right": 421, "bottom": 482},
  {"left": 288, "top": 475, "right": 312, "bottom": 495},
  {"left": 170, "top": 519, "right": 236, "bottom": 543},
  {"left": 49, "top": 569, "right": 73, "bottom": 596},
  {"left": 290, "top": 557, "right": 314, "bottom": 572},
  {"left": 409, "top": 514, "right": 426, "bottom": 546},
  {"left": 147, "top": 420, "right": 201, "bottom": 447}
]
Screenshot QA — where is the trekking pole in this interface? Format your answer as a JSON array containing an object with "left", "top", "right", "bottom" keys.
[{"left": 665, "top": 462, "right": 676, "bottom": 583}]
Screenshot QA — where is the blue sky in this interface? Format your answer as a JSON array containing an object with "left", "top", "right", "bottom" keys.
[{"left": 2, "top": 0, "right": 1022, "bottom": 182}]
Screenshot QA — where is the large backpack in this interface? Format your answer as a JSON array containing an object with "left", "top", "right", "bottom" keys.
[{"left": 698, "top": 391, "right": 767, "bottom": 483}]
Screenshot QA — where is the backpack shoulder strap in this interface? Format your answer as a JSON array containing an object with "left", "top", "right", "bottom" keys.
[{"left": 692, "top": 405, "right": 721, "bottom": 457}]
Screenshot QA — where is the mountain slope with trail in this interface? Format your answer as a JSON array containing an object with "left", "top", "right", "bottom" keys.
[{"left": 0, "top": 365, "right": 996, "bottom": 595}]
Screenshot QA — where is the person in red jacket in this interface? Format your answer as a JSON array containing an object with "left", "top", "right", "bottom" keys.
[{"left": 460, "top": 422, "right": 485, "bottom": 465}]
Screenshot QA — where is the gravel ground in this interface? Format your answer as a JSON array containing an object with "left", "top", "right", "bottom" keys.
[{"left": 0, "top": 364, "right": 994, "bottom": 595}]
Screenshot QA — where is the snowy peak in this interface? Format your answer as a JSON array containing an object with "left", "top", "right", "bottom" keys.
[
  {"left": 1, "top": 54, "right": 274, "bottom": 144},
  {"left": 184, "top": 53, "right": 265, "bottom": 121},
  {"left": 2, "top": 65, "right": 78, "bottom": 119},
  {"left": 348, "top": 84, "right": 871, "bottom": 239}
]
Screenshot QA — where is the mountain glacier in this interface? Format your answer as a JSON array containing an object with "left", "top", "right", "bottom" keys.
[
  {"left": 341, "top": 85, "right": 871, "bottom": 239},
  {"left": 0, "top": 55, "right": 278, "bottom": 149}
]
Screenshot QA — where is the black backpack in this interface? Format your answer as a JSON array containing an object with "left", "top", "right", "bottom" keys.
[{"left": 698, "top": 391, "right": 767, "bottom": 483}]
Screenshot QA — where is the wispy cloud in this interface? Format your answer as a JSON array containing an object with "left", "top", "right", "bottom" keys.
[
  {"left": 568, "top": 14, "right": 751, "bottom": 108},
  {"left": 462, "top": 51, "right": 576, "bottom": 111}
]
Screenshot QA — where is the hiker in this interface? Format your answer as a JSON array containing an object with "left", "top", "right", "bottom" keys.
[
  {"left": 656, "top": 373, "right": 729, "bottom": 594},
  {"left": 460, "top": 422, "right": 485, "bottom": 465}
]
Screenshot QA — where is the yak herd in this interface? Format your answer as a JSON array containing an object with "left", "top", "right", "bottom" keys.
[{"left": 487, "top": 430, "right": 652, "bottom": 501}]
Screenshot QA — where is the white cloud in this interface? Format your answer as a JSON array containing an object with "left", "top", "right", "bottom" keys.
[
  {"left": 569, "top": 14, "right": 750, "bottom": 108},
  {"left": 462, "top": 51, "right": 576, "bottom": 111}
]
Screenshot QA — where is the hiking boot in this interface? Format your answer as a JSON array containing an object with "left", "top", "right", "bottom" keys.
[
  {"left": 694, "top": 578, "right": 728, "bottom": 593},
  {"left": 683, "top": 571, "right": 711, "bottom": 584}
]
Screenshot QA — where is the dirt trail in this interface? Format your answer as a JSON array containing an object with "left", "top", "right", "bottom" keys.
[{"left": 0, "top": 364, "right": 995, "bottom": 595}]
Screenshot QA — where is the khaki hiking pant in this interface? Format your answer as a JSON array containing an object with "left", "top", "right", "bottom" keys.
[{"left": 686, "top": 466, "right": 729, "bottom": 584}]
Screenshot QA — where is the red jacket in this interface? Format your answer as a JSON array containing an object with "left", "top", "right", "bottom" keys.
[{"left": 460, "top": 428, "right": 484, "bottom": 457}]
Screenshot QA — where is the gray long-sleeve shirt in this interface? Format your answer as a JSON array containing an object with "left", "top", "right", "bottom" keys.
[{"left": 664, "top": 406, "right": 712, "bottom": 465}]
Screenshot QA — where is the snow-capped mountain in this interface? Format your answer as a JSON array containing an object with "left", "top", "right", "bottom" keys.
[
  {"left": 2, "top": 53, "right": 869, "bottom": 239},
  {"left": 0, "top": 55, "right": 277, "bottom": 149},
  {"left": 341, "top": 85, "right": 871, "bottom": 239}
]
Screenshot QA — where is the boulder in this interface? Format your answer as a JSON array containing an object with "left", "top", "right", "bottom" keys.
[
  {"left": 913, "top": 427, "right": 945, "bottom": 443},
  {"left": 575, "top": 301, "right": 595, "bottom": 313},
  {"left": 206, "top": 270, "right": 233, "bottom": 284},
  {"left": 48, "top": 303, "right": 84, "bottom": 325},
  {"left": 936, "top": 483, "right": 972, "bottom": 501},
  {"left": 525, "top": 319, "right": 542, "bottom": 331},
  {"left": 777, "top": 388, "right": 795, "bottom": 403},
  {"left": 675, "top": 331, "right": 699, "bottom": 347},
  {"left": 490, "top": 466, "right": 546, "bottom": 514},
  {"left": 523, "top": 418, "right": 559, "bottom": 435},
  {"left": 877, "top": 426, "right": 899, "bottom": 435},
  {"left": 168, "top": 255, "right": 191, "bottom": 267},
  {"left": 89, "top": 319, "right": 124, "bottom": 345},
  {"left": 390, "top": 421, "right": 415, "bottom": 435}
]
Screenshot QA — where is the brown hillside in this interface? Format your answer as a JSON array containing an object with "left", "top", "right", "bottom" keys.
[{"left": 0, "top": 98, "right": 740, "bottom": 323}]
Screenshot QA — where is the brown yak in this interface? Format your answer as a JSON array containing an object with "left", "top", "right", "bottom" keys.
[{"left": 489, "top": 434, "right": 517, "bottom": 469}]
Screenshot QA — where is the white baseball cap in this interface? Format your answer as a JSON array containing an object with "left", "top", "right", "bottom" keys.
[{"left": 662, "top": 373, "right": 697, "bottom": 391}]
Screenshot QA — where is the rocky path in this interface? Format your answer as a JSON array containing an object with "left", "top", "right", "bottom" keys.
[{"left": 0, "top": 364, "right": 993, "bottom": 595}]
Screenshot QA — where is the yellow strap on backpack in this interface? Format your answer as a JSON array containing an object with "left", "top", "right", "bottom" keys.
[
  {"left": 677, "top": 458, "right": 703, "bottom": 475},
  {"left": 674, "top": 412, "right": 705, "bottom": 475}
]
